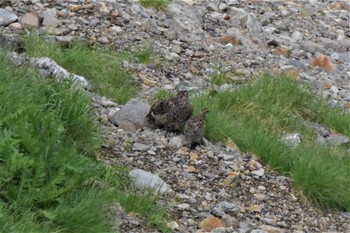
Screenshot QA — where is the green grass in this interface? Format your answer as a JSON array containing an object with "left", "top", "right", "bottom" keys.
[
  {"left": 134, "top": 44, "right": 154, "bottom": 64},
  {"left": 210, "top": 70, "right": 230, "bottom": 87},
  {"left": 192, "top": 74, "right": 350, "bottom": 211},
  {"left": 120, "top": 43, "right": 162, "bottom": 68},
  {"left": 140, "top": 0, "right": 171, "bottom": 10},
  {"left": 0, "top": 50, "right": 170, "bottom": 232},
  {"left": 23, "top": 32, "right": 137, "bottom": 104},
  {"left": 116, "top": 191, "right": 171, "bottom": 232}
]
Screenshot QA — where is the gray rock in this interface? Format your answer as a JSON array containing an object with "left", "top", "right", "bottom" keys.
[
  {"left": 211, "top": 206, "right": 225, "bottom": 217},
  {"left": 127, "top": 216, "right": 141, "bottom": 226},
  {"left": 228, "top": 7, "right": 248, "bottom": 20},
  {"left": 219, "top": 3, "right": 228, "bottom": 11},
  {"left": 325, "top": 134, "right": 349, "bottom": 146},
  {"left": 132, "top": 143, "right": 151, "bottom": 151},
  {"left": 223, "top": 154, "right": 236, "bottom": 161},
  {"left": 259, "top": 224, "right": 284, "bottom": 233},
  {"left": 211, "top": 201, "right": 238, "bottom": 217},
  {"left": 0, "top": 8, "right": 18, "bottom": 26},
  {"left": 238, "top": 222, "right": 250, "bottom": 233},
  {"left": 110, "top": 99, "right": 150, "bottom": 131},
  {"left": 168, "top": 135, "right": 186, "bottom": 148},
  {"left": 320, "top": 129, "right": 330, "bottom": 137},
  {"left": 281, "top": 133, "right": 301, "bottom": 149},
  {"left": 241, "top": 14, "right": 263, "bottom": 34},
  {"left": 288, "top": 59, "right": 305, "bottom": 70},
  {"left": 177, "top": 203, "right": 190, "bottom": 210},
  {"left": 300, "top": 41, "right": 327, "bottom": 54},
  {"left": 129, "top": 169, "right": 172, "bottom": 194},
  {"left": 67, "top": 23, "right": 79, "bottom": 31},
  {"left": 0, "top": 33, "right": 24, "bottom": 52},
  {"left": 250, "top": 230, "right": 268, "bottom": 233},
  {"left": 316, "top": 135, "right": 327, "bottom": 145},
  {"left": 226, "top": 27, "right": 256, "bottom": 49},
  {"left": 42, "top": 26, "right": 67, "bottom": 36},
  {"left": 167, "top": 1, "right": 205, "bottom": 33},
  {"left": 211, "top": 227, "right": 235, "bottom": 233},
  {"left": 320, "top": 38, "right": 341, "bottom": 50},
  {"left": 101, "top": 97, "right": 117, "bottom": 107},
  {"left": 43, "top": 9, "right": 59, "bottom": 27},
  {"left": 111, "top": 25, "right": 123, "bottom": 34},
  {"left": 292, "top": 49, "right": 307, "bottom": 58},
  {"left": 251, "top": 168, "right": 265, "bottom": 177},
  {"left": 291, "top": 31, "right": 303, "bottom": 42},
  {"left": 55, "top": 36, "right": 74, "bottom": 46},
  {"left": 163, "top": 29, "right": 177, "bottom": 40},
  {"left": 29, "top": 57, "right": 90, "bottom": 89},
  {"left": 260, "top": 12, "right": 275, "bottom": 26},
  {"left": 98, "top": 36, "right": 109, "bottom": 44},
  {"left": 339, "top": 90, "right": 350, "bottom": 99},
  {"left": 207, "top": 2, "right": 219, "bottom": 12},
  {"left": 226, "top": 0, "right": 238, "bottom": 5},
  {"left": 340, "top": 212, "right": 350, "bottom": 219}
]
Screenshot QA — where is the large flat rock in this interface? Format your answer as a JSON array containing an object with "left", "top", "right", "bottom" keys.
[
  {"left": 109, "top": 99, "right": 150, "bottom": 131},
  {"left": 129, "top": 169, "right": 172, "bottom": 194}
]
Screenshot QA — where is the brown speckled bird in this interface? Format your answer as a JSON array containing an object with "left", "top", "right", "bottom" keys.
[
  {"left": 184, "top": 108, "right": 210, "bottom": 147},
  {"left": 147, "top": 91, "right": 193, "bottom": 131}
]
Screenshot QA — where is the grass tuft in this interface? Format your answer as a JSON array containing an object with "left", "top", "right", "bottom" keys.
[
  {"left": 193, "top": 74, "right": 350, "bottom": 211},
  {"left": 140, "top": 0, "right": 171, "bottom": 10},
  {"left": 134, "top": 44, "right": 154, "bottom": 64},
  {"left": 116, "top": 191, "right": 171, "bottom": 232},
  {"left": 210, "top": 70, "right": 229, "bottom": 87},
  {"left": 23, "top": 32, "right": 137, "bottom": 104}
]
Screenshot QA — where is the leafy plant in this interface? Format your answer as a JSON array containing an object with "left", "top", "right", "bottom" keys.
[{"left": 0, "top": 50, "right": 169, "bottom": 232}]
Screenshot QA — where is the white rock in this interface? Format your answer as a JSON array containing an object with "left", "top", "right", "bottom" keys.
[
  {"left": 168, "top": 135, "right": 186, "bottom": 148},
  {"left": 43, "top": 9, "right": 59, "bottom": 27},
  {"left": 218, "top": 3, "right": 228, "bottom": 11},
  {"left": 281, "top": 133, "right": 301, "bottom": 149},
  {"left": 177, "top": 203, "right": 190, "bottom": 210},
  {"left": 111, "top": 25, "right": 123, "bottom": 34},
  {"left": 251, "top": 168, "right": 265, "bottom": 177},
  {"left": 98, "top": 2, "right": 110, "bottom": 15},
  {"left": 132, "top": 143, "right": 151, "bottom": 151},
  {"left": 29, "top": 57, "right": 90, "bottom": 89},
  {"left": 101, "top": 97, "right": 117, "bottom": 107},
  {"left": 291, "top": 31, "right": 303, "bottom": 42},
  {"left": 129, "top": 169, "right": 172, "bottom": 194},
  {"left": 226, "top": 0, "right": 238, "bottom": 5},
  {"left": 164, "top": 84, "right": 175, "bottom": 90},
  {"left": 8, "top": 22, "right": 22, "bottom": 30},
  {"left": 330, "top": 86, "right": 339, "bottom": 93},
  {"left": 0, "top": 9, "right": 18, "bottom": 26}
]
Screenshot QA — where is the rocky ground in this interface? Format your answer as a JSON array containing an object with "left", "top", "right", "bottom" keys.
[{"left": 1, "top": 0, "right": 349, "bottom": 232}]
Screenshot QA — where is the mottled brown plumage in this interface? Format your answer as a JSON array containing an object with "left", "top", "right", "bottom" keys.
[
  {"left": 184, "top": 108, "right": 210, "bottom": 146},
  {"left": 147, "top": 91, "right": 193, "bottom": 131}
]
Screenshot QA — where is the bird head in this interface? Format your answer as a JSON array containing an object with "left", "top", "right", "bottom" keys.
[
  {"left": 200, "top": 108, "right": 210, "bottom": 116},
  {"left": 178, "top": 91, "right": 189, "bottom": 98}
]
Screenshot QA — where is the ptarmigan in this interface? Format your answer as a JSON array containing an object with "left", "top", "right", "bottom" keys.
[
  {"left": 184, "top": 108, "right": 210, "bottom": 147},
  {"left": 147, "top": 91, "right": 193, "bottom": 131}
]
